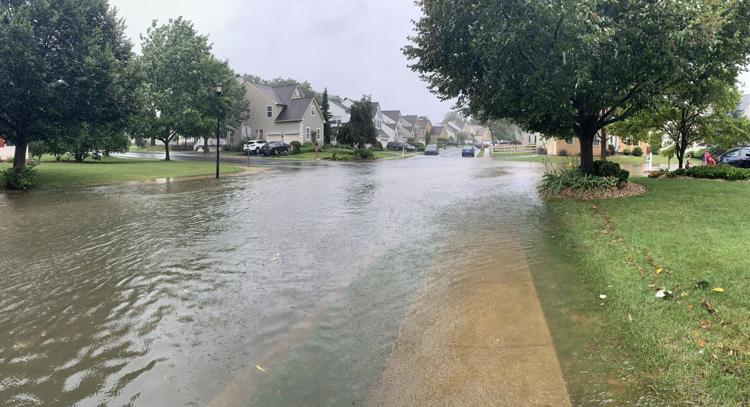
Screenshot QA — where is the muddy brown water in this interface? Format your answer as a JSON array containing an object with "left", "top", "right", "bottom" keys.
[{"left": 0, "top": 150, "right": 569, "bottom": 406}]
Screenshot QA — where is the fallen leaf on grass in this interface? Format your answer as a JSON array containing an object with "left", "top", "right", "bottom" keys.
[
  {"left": 712, "top": 287, "right": 725, "bottom": 293},
  {"left": 697, "top": 339, "right": 706, "bottom": 348},
  {"left": 656, "top": 268, "right": 663, "bottom": 275},
  {"left": 256, "top": 365, "right": 266, "bottom": 373},
  {"left": 700, "top": 299, "right": 717, "bottom": 315},
  {"left": 627, "top": 314, "right": 633, "bottom": 322}
]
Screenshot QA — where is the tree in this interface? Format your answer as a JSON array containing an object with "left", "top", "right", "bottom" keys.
[
  {"left": 321, "top": 89, "right": 332, "bottom": 145},
  {"left": 338, "top": 97, "right": 377, "bottom": 148},
  {"left": 612, "top": 79, "right": 750, "bottom": 169},
  {"left": 0, "top": 0, "right": 133, "bottom": 175},
  {"left": 135, "top": 18, "right": 216, "bottom": 160},
  {"left": 444, "top": 111, "right": 461, "bottom": 124},
  {"left": 180, "top": 60, "right": 248, "bottom": 152},
  {"left": 405, "top": 0, "right": 750, "bottom": 173},
  {"left": 456, "top": 131, "right": 469, "bottom": 145}
]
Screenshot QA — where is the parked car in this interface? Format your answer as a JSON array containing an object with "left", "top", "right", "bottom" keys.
[
  {"left": 260, "top": 141, "right": 289, "bottom": 156},
  {"left": 244, "top": 140, "right": 268, "bottom": 155},
  {"left": 462, "top": 146, "right": 475, "bottom": 157},
  {"left": 718, "top": 147, "right": 750, "bottom": 168},
  {"left": 425, "top": 144, "right": 439, "bottom": 156},
  {"left": 386, "top": 142, "right": 404, "bottom": 151},
  {"left": 403, "top": 143, "right": 417, "bottom": 152}
]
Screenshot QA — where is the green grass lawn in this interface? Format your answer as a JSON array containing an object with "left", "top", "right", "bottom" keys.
[
  {"left": 1, "top": 157, "right": 244, "bottom": 189},
  {"left": 494, "top": 152, "right": 699, "bottom": 166},
  {"left": 534, "top": 177, "right": 750, "bottom": 404}
]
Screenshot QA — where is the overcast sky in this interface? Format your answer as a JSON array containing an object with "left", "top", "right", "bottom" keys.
[{"left": 110, "top": 0, "right": 455, "bottom": 123}]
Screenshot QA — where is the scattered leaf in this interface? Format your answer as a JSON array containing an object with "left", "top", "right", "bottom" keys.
[
  {"left": 656, "top": 268, "right": 663, "bottom": 274},
  {"left": 599, "top": 294, "right": 608, "bottom": 300},
  {"left": 697, "top": 339, "right": 706, "bottom": 348},
  {"left": 256, "top": 365, "right": 266, "bottom": 373},
  {"left": 700, "top": 298, "right": 717, "bottom": 315},
  {"left": 712, "top": 287, "right": 725, "bottom": 293},
  {"left": 627, "top": 314, "right": 633, "bottom": 322}
]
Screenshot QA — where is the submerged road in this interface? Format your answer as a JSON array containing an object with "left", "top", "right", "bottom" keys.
[{"left": 0, "top": 148, "right": 569, "bottom": 406}]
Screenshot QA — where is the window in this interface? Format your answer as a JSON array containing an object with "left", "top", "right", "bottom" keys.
[
  {"left": 257, "top": 129, "right": 264, "bottom": 139},
  {"left": 317, "top": 129, "right": 321, "bottom": 141},
  {"left": 267, "top": 106, "right": 273, "bottom": 118},
  {"left": 311, "top": 107, "right": 315, "bottom": 117},
  {"left": 305, "top": 127, "right": 311, "bottom": 140}
]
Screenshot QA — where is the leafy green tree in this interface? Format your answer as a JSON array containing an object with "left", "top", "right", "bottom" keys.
[
  {"left": 0, "top": 0, "right": 133, "bottom": 175},
  {"left": 321, "top": 89, "right": 332, "bottom": 145},
  {"left": 612, "top": 79, "right": 749, "bottom": 169},
  {"left": 338, "top": 97, "right": 377, "bottom": 148},
  {"left": 456, "top": 131, "right": 469, "bottom": 145},
  {"left": 134, "top": 18, "right": 216, "bottom": 160},
  {"left": 180, "top": 60, "right": 248, "bottom": 152},
  {"left": 443, "top": 111, "right": 461, "bottom": 124},
  {"left": 405, "top": 0, "right": 750, "bottom": 173}
]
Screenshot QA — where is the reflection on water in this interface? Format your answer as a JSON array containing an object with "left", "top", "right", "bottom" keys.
[{"left": 0, "top": 152, "right": 548, "bottom": 406}]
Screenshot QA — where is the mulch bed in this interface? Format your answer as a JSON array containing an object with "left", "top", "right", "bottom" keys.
[{"left": 545, "top": 182, "right": 648, "bottom": 200}]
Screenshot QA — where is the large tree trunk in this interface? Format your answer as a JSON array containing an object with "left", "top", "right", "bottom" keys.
[
  {"left": 162, "top": 139, "right": 171, "bottom": 161},
  {"left": 577, "top": 119, "right": 598, "bottom": 174},
  {"left": 12, "top": 135, "right": 28, "bottom": 172},
  {"left": 203, "top": 136, "right": 209, "bottom": 152}
]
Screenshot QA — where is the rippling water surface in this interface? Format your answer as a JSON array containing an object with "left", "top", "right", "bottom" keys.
[{"left": 0, "top": 150, "right": 545, "bottom": 406}]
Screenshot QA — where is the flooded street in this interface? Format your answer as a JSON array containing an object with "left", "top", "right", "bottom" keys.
[{"left": 0, "top": 150, "right": 566, "bottom": 406}]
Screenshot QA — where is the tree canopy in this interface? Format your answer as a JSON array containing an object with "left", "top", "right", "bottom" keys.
[
  {"left": 0, "top": 0, "right": 134, "bottom": 172},
  {"left": 134, "top": 17, "right": 217, "bottom": 160},
  {"left": 338, "top": 97, "right": 377, "bottom": 148},
  {"left": 406, "top": 0, "right": 750, "bottom": 172}
]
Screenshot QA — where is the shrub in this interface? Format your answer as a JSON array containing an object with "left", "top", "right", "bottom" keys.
[
  {"left": 3, "top": 164, "right": 37, "bottom": 191},
  {"left": 353, "top": 148, "right": 374, "bottom": 160},
  {"left": 536, "top": 147, "right": 547, "bottom": 155},
  {"left": 607, "top": 144, "right": 616, "bottom": 156},
  {"left": 372, "top": 141, "right": 383, "bottom": 151},
  {"left": 592, "top": 160, "right": 630, "bottom": 185},
  {"left": 686, "top": 165, "right": 750, "bottom": 181},
  {"left": 558, "top": 149, "right": 569, "bottom": 156},
  {"left": 540, "top": 166, "right": 619, "bottom": 194},
  {"left": 134, "top": 137, "right": 147, "bottom": 148},
  {"left": 289, "top": 141, "right": 302, "bottom": 155},
  {"left": 688, "top": 148, "right": 707, "bottom": 159},
  {"left": 329, "top": 152, "right": 352, "bottom": 161},
  {"left": 631, "top": 146, "right": 643, "bottom": 157},
  {"left": 411, "top": 142, "right": 425, "bottom": 149},
  {"left": 623, "top": 148, "right": 632, "bottom": 156}
]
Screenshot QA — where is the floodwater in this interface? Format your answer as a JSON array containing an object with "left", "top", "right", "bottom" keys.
[{"left": 0, "top": 149, "right": 568, "bottom": 406}]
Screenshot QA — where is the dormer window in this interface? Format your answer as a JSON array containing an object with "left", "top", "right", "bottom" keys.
[
  {"left": 311, "top": 107, "right": 315, "bottom": 117},
  {"left": 267, "top": 106, "right": 273, "bottom": 118}
]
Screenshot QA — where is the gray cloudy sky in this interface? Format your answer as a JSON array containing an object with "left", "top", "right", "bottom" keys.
[{"left": 110, "top": 0, "right": 456, "bottom": 123}]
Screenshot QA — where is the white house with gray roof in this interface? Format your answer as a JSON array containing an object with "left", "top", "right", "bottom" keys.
[{"left": 241, "top": 82, "right": 326, "bottom": 144}]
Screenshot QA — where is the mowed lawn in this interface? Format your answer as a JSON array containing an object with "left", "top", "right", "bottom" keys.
[
  {"left": 1, "top": 157, "right": 245, "bottom": 189},
  {"left": 536, "top": 177, "right": 750, "bottom": 404}
]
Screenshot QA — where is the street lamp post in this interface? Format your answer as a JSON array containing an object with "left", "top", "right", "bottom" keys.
[{"left": 215, "top": 82, "right": 224, "bottom": 179}]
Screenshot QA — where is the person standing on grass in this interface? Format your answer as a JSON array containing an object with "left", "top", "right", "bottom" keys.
[{"left": 315, "top": 142, "right": 320, "bottom": 160}]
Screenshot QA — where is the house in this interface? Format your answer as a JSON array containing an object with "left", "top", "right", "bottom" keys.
[
  {"left": 241, "top": 82, "right": 326, "bottom": 144},
  {"left": 539, "top": 135, "right": 651, "bottom": 156},
  {"left": 0, "top": 137, "right": 27, "bottom": 161},
  {"left": 737, "top": 94, "right": 750, "bottom": 118},
  {"left": 383, "top": 110, "right": 405, "bottom": 143},
  {"left": 445, "top": 121, "right": 464, "bottom": 139},
  {"left": 429, "top": 125, "right": 449, "bottom": 143},
  {"left": 515, "top": 128, "right": 540, "bottom": 145},
  {"left": 415, "top": 117, "right": 433, "bottom": 144},
  {"left": 468, "top": 124, "right": 492, "bottom": 143}
]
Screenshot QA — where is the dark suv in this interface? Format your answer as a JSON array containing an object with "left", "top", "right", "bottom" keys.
[
  {"left": 260, "top": 141, "right": 290, "bottom": 156},
  {"left": 718, "top": 147, "right": 750, "bottom": 168}
]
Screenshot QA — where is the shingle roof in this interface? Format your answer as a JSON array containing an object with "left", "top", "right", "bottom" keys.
[
  {"left": 382, "top": 110, "right": 401, "bottom": 121},
  {"left": 430, "top": 125, "right": 445, "bottom": 136},
  {"left": 250, "top": 82, "right": 312, "bottom": 123},
  {"left": 276, "top": 98, "right": 314, "bottom": 122}
]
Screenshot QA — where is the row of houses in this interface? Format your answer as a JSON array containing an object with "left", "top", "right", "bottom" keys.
[
  {"left": 512, "top": 127, "right": 651, "bottom": 156},
  {"left": 229, "top": 80, "right": 494, "bottom": 148}
]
